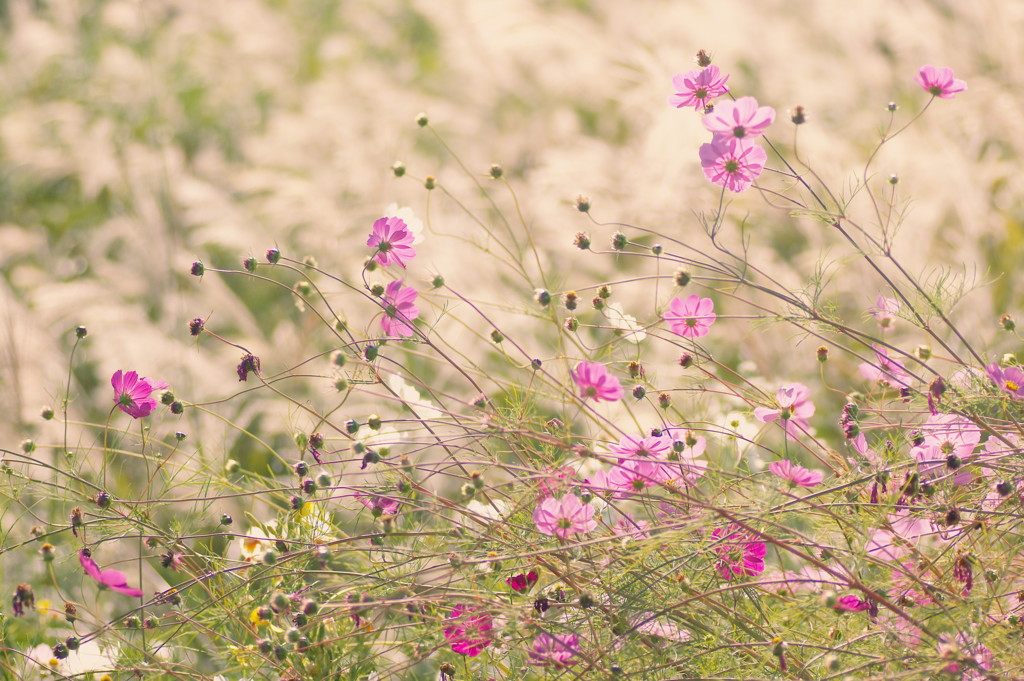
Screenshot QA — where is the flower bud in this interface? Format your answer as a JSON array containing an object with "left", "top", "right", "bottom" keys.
[
  {"left": 424, "top": 176, "right": 436, "bottom": 190},
  {"left": 591, "top": 297, "right": 604, "bottom": 310},
  {"left": 1001, "top": 313, "right": 1016, "bottom": 331},
  {"left": 53, "top": 643, "right": 69, "bottom": 660},
  {"left": 266, "top": 249, "right": 280, "bottom": 264},
  {"left": 432, "top": 274, "right": 445, "bottom": 288},
  {"left": 888, "top": 174, "right": 899, "bottom": 185},
  {"left": 364, "top": 345, "right": 378, "bottom": 361},
  {"left": 611, "top": 232, "right": 627, "bottom": 250},
  {"left": 489, "top": 164, "right": 503, "bottom": 179},
  {"left": 21, "top": 439, "right": 35, "bottom": 454},
  {"left": 170, "top": 401, "right": 183, "bottom": 414},
  {"left": 225, "top": 459, "right": 240, "bottom": 474},
  {"left": 674, "top": 269, "right": 690, "bottom": 287},
  {"left": 261, "top": 550, "right": 278, "bottom": 566},
  {"left": 301, "top": 479, "right": 317, "bottom": 495},
  {"left": 491, "top": 329, "right": 504, "bottom": 343},
  {"left": 95, "top": 491, "right": 111, "bottom": 509},
  {"left": 651, "top": 244, "right": 663, "bottom": 255},
  {"left": 370, "top": 283, "right": 385, "bottom": 296},
  {"left": 221, "top": 513, "right": 233, "bottom": 526},
  {"left": 190, "top": 261, "right": 205, "bottom": 276},
  {"left": 41, "top": 406, "right": 54, "bottom": 420},
  {"left": 678, "top": 353, "right": 693, "bottom": 368},
  {"left": 816, "top": 346, "right": 829, "bottom": 362},
  {"left": 695, "top": 49, "right": 712, "bottom": 67},
  {"left": 74, "top": 325, "right": 88, "bottom": 339},
  {"left": 565, "top": 317, "right": 578, "bottom": 332},
  {"left": 392, "top": 161, "right": 406, "bottom": 177},
  {"left": 887, "top": 101, "right": 898, "bottom": 112},
  {"left": 563, "top": 291, "right": 578, "bottom": 310},
  {"left": 243, "top": 257, "right": 257, "bottom": 272},
  {"left": 40, "top": 543, "right": 55, "bottom": 561},
  {"left": 790, "top": 106, "right": 807, "bottom": 125},
  {"left": 658, "top": 393, "right": 672, "bottom": 409},
  {"left": 573, "top": 233, "right": 591, "bottom": 250},
  {"left": 188, "top": 317, "right": 205, "bottom": 336},
  {"left": 915, "top": 344, "right": 932, "bottom": 360},
  {"left": 534, "top": 289, "right": 551, "bottom": 307},
  {"left": 415, "top": 113, "right": 429, "bottom": 127},
  {"left": 632, "top": 385, "right": 646, "bottom": 399},
  {"left": 575, "top": 194, "right": 591, "bottom": 212}
]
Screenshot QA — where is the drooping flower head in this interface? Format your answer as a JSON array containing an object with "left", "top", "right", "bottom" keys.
[
  {"left": 79, "top": 549, "right": 143, "bottom": 597},
  {"left": 914, "top": 65, "right": 967, "bottom": 99},
  {"left": 380, "top": 280, "right": 420, "bottom": 338},
  {"left": 367, "top": 216, "right": 416, "bottom": 268},
  {"left": 528, "top": 633, "right": 580, "bottom": 668},
  {"left": 533, "top": 494, "right": 597, "bottom": 539},
  {"left": 668, "top": 66, "right": 729, "bottom": 111},
  {"left": 664, "top": 294, "right": 716, "bottom": 338},
  {"left": 703, "top": 96, "right": 776, "bottom": 141},
  {"left": 111, "top": 370, "right": 168, "bottom": 419},
  {"left": 698, "top": 138, "right": 767, "bottom": 193},
  {"left": 571, "top": 361, "right": 622, "bottom": 402},
  {"left": 768, "top": 459, "right": 823, "bottom": 488},
  {"left": 754, "top": 383, "right": 815, "bottom": 440},
  {"left": 442, "top": 605, "right": 493, "bottom": 657},
  {"left": 710, "top": 525, "right": 766, "bottom": 580}
]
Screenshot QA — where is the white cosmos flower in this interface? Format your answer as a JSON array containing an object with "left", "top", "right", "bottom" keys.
[
  {"left": 387, "top": 375, "right": 444, "bottom": 420},
  {"left": 605, "top": 302, "right": 646, "bottom": 343},
  {"left": 383, "top": 203, "right": 424, "bottom": 244},
  {"left": 464, "top": 499, "right": 511, "bottom": 523}
]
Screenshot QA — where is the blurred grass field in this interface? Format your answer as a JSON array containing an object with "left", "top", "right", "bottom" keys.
[{"left": 1, "top": 0, "right": 1022, "bottom": 472}]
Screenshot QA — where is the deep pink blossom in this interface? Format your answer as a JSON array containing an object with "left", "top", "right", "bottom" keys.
[
  {"left": 664, "top": 294, "right": 716, "bottom": 337},
  {"left": 380, "top": 280, "right": 419, "bottom": 337},
  {"left": 834, "top": 595, "right": 870, "bottom": 612},
  {"left": 506, "top": 571, "right": 539, "bottom": 592},
  {"left": 754, "top": 383, "right": 815, "bottom": 440},
  {"left": 768, "top": 459, "right": 823, "bottom": 487},
  {"left": 443, "top": 604, "right": 493, "bottom": 657},
  {"left": 710, "top": 525, "right": 766, "bottom": 579},
  {"left": 528, "top": 633, "right": 579, "bottom": 668},
  {"left": 356, "top": 493, "right": 400, "bottom": 517},
  {"left": 533, "top": 494, "right": 597, "bottom": 539},
  {"left": 702, "top": 96, "right": 775, "bottom": 140},
  {"left": 111, "top": 370, "right": 168, "bottom": 419},
  {"left": 914, "top": 65, "right": 967, "bottom": 99},
  {"left": 858, "top": 344, "right": 911, "bottom": 388},
  {"left": 367, "top": 216, "right": 416, "bottom": 268},
  {"left": 698, "top": 138, "right": 767, "bottom": 193},
  {"left": 571, "top": 361, "right": 622, "bottom": 402},
  {"left": 79, "top": 549, "right": 143, "bottom": 597},
  {"left": 668, "top": 66, "right": 729, "bottom": 111},
  {"left": 986, "top": 362, "right": 1024, "bottom": 399}
]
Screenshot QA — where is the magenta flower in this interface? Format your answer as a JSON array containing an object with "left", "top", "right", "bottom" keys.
[
  {"left": 79, "top": 549, "right": 143, "bottom": 597},
  {"left": 111, "top": 370, "right": 168, "bottom": 419},
  {"left": 571, "top": 361, "right": 622, "bottom": 402},
  {"left": 754, "top": 383, "right": 815, "bottom": 440},
  {"left": 380, "top": 280, "right": 419, "bottom": 338},
  {"left": 668, "top": 66, "right": 729, "bottom": 111},
  {"left": 506, "top": 570, "right": 539, "bottom": 592},
  {"left": 356, "top": 492, "right": 400, "bottom": 517},
  {"left": 710, "top": 525, "right": 766, "bottom": 580},
  {"left": 768, "top": 459, "right": 823, "bottom": 488},
  {"left": 698, "top": 138, "right": 767, "bottom": 193},
  {"left": 528, "top": 633, "right": 579, "bottom": 668},
  {"left": 986, "top": 362, "right": 1024, "bottom": 399},
  {"left": 442, "top": 605, "right": 493, "bottom": 657},
  {"left": 664, "top": 294, "right": 716, "bottom": 338},
  {"left": 834, "top": 595, "right": 870, "bottom": 612},
  {"left": 702, "top": 96, "right": 775, "bottom": 140},
  {"left": 367, "top": 216, "right": 416, "bottom": 268},
  {"left": 914, "top": 65, "right": 967, "bottom": 99},
  {"left": 858, "top": 344, "right": 911, "bottom": 388},
  {"left": 533, "top": 494, "right": 597, "bottom": 539}
]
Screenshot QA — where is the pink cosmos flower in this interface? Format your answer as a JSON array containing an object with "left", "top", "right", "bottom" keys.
[
  {"left": 664, "top": 294, "right": 716, "bottom": 338},
  {"left": 668, "top": 66, "right": 729, "bottom": 111},
  {"left": 858, "top": 344, "right": 911, "bottom": 388},
  {"left": 356, "top": 493, "right": 400, "bottom": 517},
  {"left": 914, "top": 65, "right": 967, "bottom": 99},
  {"left": 710, "top": 525, "right": 766, "bottom": 579},
  {"left": 506, "top": 571, "right": 539, "bottom": 592},
  {"left": 111, "top": 370, "right": 168, "bottom": 419},
  {"left": 702, "top": 96, "right": 776, "bottom": 140},
  {"left": 698, "top": 138, "right": 767, "bottom": 193},
  {"left": 79, "top": 549, "right": 143, "bottom": 597},
  {"left": 533, "top": 494, "right": 597, "bottom": 539},
  {"left": 871, "top": 295, "right": 900, "bottom": 330},
  {"left": 754, "top": 383, "right": 815, "bottom": 440},
  {"left": 663, "top": 429, "right": 708, "bottom": 484},
  {"left": 571, "top": 361, "right": 622, "bottom": 402},
  {"left": 986, "top": 362, "right": 1024, "bottom": 399},
  {"left": 609, "top": 433, "right": 672, "bottom": 462},
  {"left": 528, "top": 633, "right": 579, "bottom": 668},
  {"left": 608, "top": 458, "right": 671, "bottom": 494},
  {"left": 443, "top": 604, "right": 493, "bottom": 657},
  {"left": 768, "top": 459, "right": 823, "bottom": 488},
  {"left": 367, "top": 216, "right": 416, "bottom": 268},
  {"left": 834, "top": 595, "right": 870, "bottom": 612},
  {"left": 612, "top": 514, "right": 650, "bottom": 540},
  {"left": 865, "top": 510, "right": 945, "bottom": 561},
  {"left": 632, "top": 613, "right": 692, "bottom": 644},
  {"left": 380, "top": 280, "right": 419, "bottom": 338}
]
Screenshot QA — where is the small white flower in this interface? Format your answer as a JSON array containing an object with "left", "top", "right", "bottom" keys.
[
  {"left": 464, "top": 499, "right": 510, "bottom": 523},
  {"left": 383, "top": 203, "right": 424, "bottom": 244},
  {"left": 605, "top": 302, "right": 646, "bottom": 343},
  {"left": 387, "top": 375, "right": 444, "bottom": 420}
]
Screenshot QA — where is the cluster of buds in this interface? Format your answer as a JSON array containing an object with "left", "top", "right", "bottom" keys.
[{"left": 839, "top": 403, "right": 859, "bottom": 439}]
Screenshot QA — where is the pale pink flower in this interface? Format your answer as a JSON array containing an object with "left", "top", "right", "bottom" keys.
[
  {"left": 663, "top": 294, "right": 716, "bottom": 337},
  {"left": 754, "top": 383, "right": 815, "bottom": 440},
  {"left": 612, "top": 514, "right": 650, "bottom": 539},
  {"left": 529, "top": 633, "right": 579, "bottom": 668},
  {"left": 533, "top": 495, "right": 597, "bottom": 539},
  {"left": 858, "top": 344, "right": 911, "bottom": 388},
  {"left": 609, "top": 433, "right": 672, "bottom": 462},
  {"left": 608, "top": 458, "right": 670, "bottom": 494},
  {"left": 914, "top": 65, "right": 967, "bottom": 99},
  {"left": 380, "top": 280, "right": 419, "bottom": 337},
  {"left": 79, "top": 549, "right": 143, "bottom": 597},
  {"left": 664, "top": 429, "right": 708, "bottom": 484},
  {"left": 702, "top": 96, "right": 775, "bottom": 140},
  {"left": 698, "top": 138, "right": 767, "bottom": 193},
  {"left": 571, "top": 361, "right": 622, "bottom": 402},
  {"left": 865, "top": 510, "right": 944, "bottom": 561},
  {"left": 111, "top": 370, "right": 168, "bottom": 419},
  {"left": 871, "top": 295, "right": 900, "bottom": 330},
  {"left": 632, "top": 613, "right": 692, "bottom": 643},
  {"left": 668, "top": 66, "right": 729, "bottom": 111},
  {"left": 367, "top": 216, "right": 416, "bottom": 268},
  {"left": 768, "top": 459, "right": 823, "bottom": 487}
]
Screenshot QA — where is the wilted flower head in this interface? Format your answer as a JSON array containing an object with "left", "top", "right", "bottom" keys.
[{"left": 111, "top": 370, "right": 168, "bottom": 419}]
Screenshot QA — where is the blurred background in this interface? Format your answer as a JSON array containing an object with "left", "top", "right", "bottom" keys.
[{"left": 2, "top": 0, "right": 1023, "bottom": 450}]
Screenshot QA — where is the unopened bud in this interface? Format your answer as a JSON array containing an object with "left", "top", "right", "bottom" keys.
[
  {"left": 575, "top": 195, "right": 591, "bottom": 212},
  {"left": 392, "top": 161, "right": 406, "bottom": 177},
  {"left": 565, "top": 317, "right": 578, "bottom": 332},
  {"left": 674, "top": 269, "right": 690, "bottom": 287},
  {"left": 266, "top": 249, "right": 280, "bottom": 264},
  {"left": 1001, "top": 313, "right": 1016, "bottom": 331},
  {"left": 611, "top": 232, "right": 627, "bottom": 250},
  {"left": 790, "top": 106, "right": 806, "bottom": 125},
  {"left": 574, "top": 233, "right": 591, "bottom": 250},
  {"left": 424, "top": 176, "right": 436, "bottom": 190},
  {"left": 415, "top": 113, "right": 429, "bottom": 127},
  {"left": 534, "top": 289, "right": 551, "bottom": 307},
  {"left": 489, "top": 164, "right": 503, "bottom": 179},
  {"left": 243, "top": 257, "right": 257, "bottom": 272},
  {"left": 816, "top": 345, "right": 829, "bottom": 362}
]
